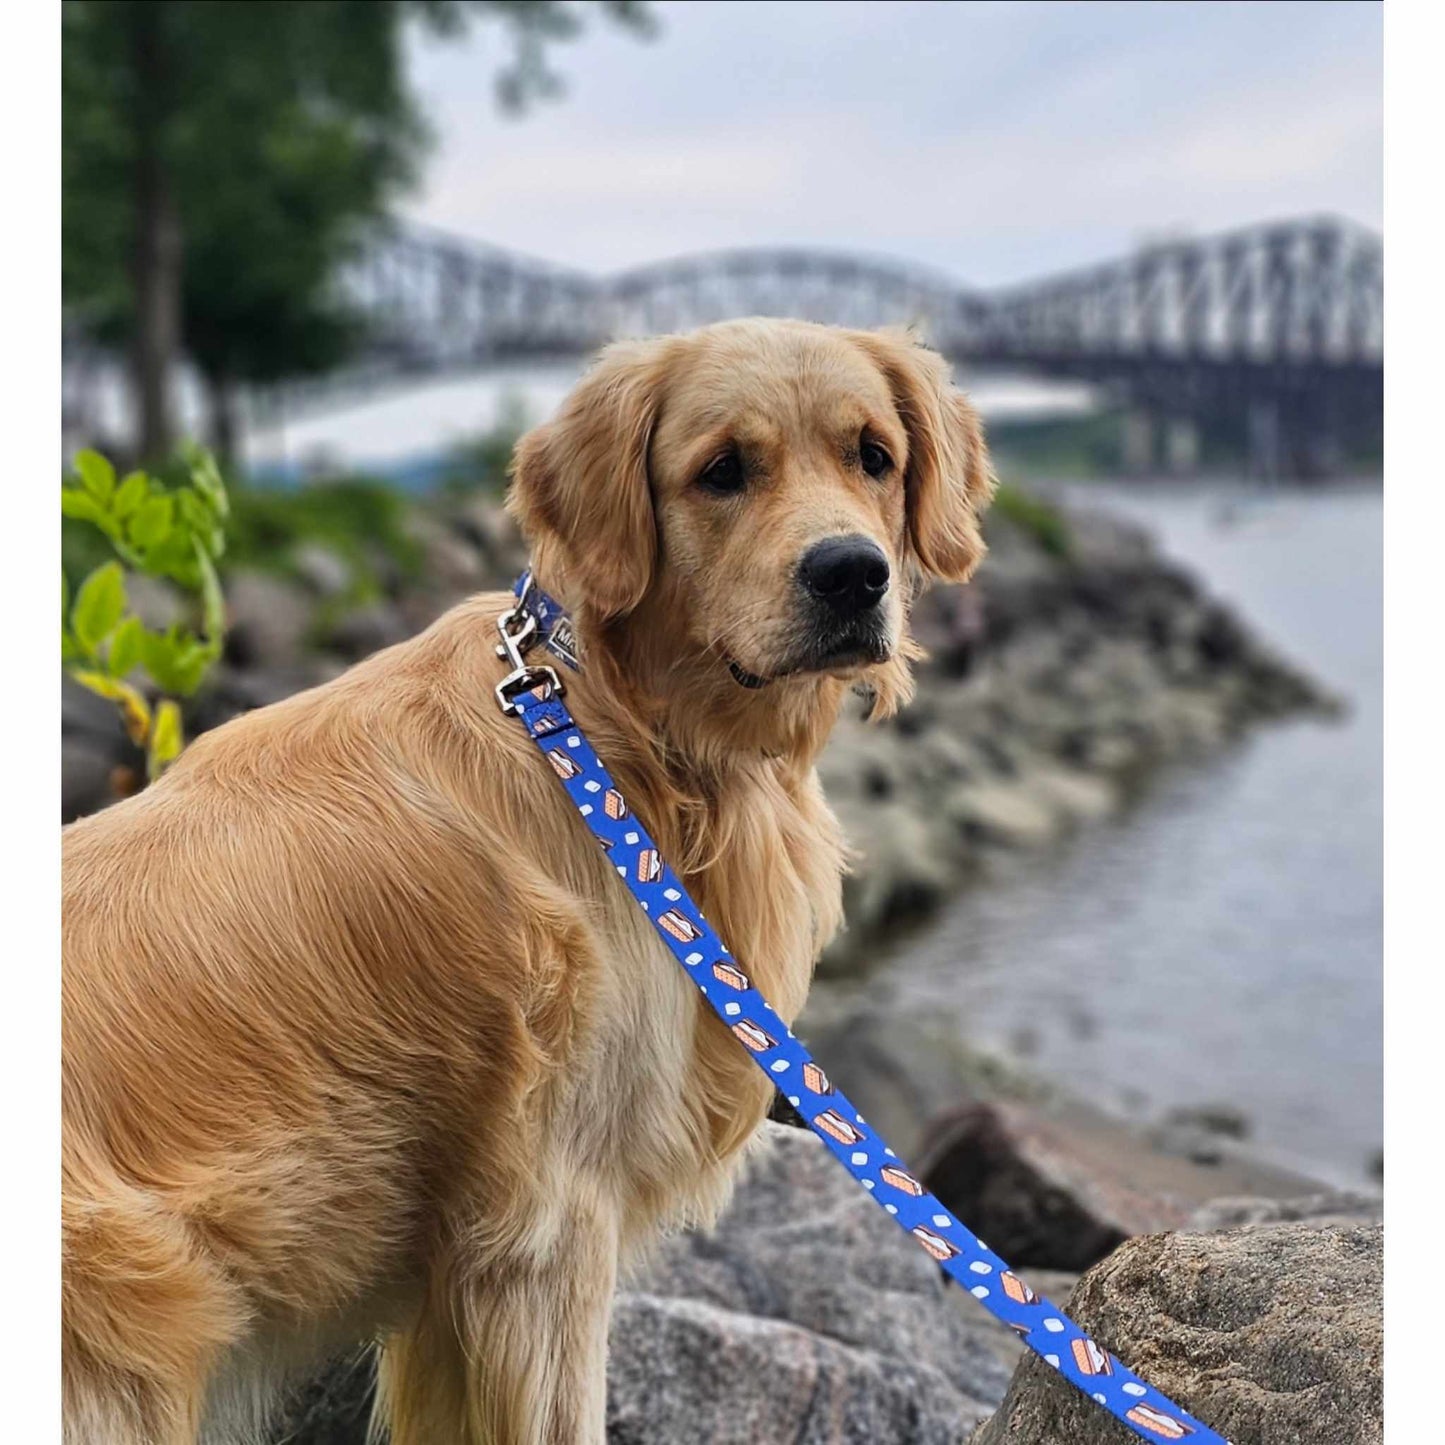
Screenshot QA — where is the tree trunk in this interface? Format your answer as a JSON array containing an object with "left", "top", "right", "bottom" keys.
[
  {"left": 128, "top": 3, "right": 182, "bottom": 464},
  {"left": 206, "top": 372, "right": 240, "bottom": 470}
]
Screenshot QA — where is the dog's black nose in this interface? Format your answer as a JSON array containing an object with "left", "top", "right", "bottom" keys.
[{"left": 799, "top": 536, "right": 890, "bottom": 620}]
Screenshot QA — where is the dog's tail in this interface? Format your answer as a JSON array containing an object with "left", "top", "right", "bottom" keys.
[{"left": 62, "top": 1141, "right": 247, "bottom": 1445}]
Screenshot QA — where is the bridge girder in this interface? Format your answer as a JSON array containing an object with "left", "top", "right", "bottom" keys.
[
  {"left": 316, "top": 216, "right": 1379, "bottom": 385},
  {"left": 65, "top": 216, "right": 1382, "bottom": 472}
]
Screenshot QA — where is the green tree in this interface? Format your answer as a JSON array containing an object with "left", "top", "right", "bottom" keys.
[{"left": 63, "top": 1, "right": 654, "bottom": 463}]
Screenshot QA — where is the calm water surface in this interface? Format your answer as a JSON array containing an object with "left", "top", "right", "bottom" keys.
[{"left": 878, "top": 483, "right": 1382, "bottom": 1186}]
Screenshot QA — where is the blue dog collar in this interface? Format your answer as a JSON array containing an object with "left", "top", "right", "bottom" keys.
[{"left": 512, "top": 569, "right": 582, "bottom": 673}]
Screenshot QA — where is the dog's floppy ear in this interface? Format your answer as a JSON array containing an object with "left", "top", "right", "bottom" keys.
[
  {"left": 507, "top": 338, "right": 669, "bottom": 619},
  {"left": 853, "top": 329, "right": 995, "bottom": 584}
]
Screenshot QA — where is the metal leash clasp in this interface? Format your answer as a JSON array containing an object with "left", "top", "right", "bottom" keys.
[{"left": 495, "top": 577, "right": 564, "bottom": 715}]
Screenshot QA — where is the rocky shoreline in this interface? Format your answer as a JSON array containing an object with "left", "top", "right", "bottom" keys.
[
  {"left": 63, "top": 486, "right": 1372, "bottom": 1442},
  {"left": 274, "top": 1117, "right": 1381, "bottom": 1445},
  {"left": 816, "top": 497, "right": 1333, "bottom": 971},
  {"left": 63, "top": 487, "right": 1332, "bottom": 897}
]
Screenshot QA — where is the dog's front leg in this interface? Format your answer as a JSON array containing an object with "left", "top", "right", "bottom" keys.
[{"left": 378, "top": 1197, "right": 619, "bottom": 1445}]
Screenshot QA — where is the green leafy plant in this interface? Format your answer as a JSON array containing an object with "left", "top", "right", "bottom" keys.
[{"left": 61, "top": 446, "right": 230, "bottom": 780}]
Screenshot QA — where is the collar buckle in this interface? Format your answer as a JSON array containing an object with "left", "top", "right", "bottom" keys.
[{"left": 495, "top": 591, "right": 565, "bottom": 716}]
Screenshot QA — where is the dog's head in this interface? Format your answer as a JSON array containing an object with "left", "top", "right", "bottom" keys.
[{"left": 508, "top": 318, "right": 993, "bottom": 727}]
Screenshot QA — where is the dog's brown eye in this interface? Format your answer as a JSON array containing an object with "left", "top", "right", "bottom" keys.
[
  {"left": 859, "top": 440, "right": 891, "bottom": 479},
  {"left": 698, "top": 449, "right": 745, "bottom": 495}
]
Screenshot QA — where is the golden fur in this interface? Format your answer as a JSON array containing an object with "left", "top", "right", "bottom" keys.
[{"left": 61, "top": 319, "right": 994, "bottom": 1444}]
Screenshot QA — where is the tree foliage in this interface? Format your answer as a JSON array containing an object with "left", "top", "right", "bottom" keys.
[{"left": 62, "top": 1, "right": 655, "bottom": 459}]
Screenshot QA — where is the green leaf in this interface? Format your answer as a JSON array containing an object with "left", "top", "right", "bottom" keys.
[
  {"left": 60, "top": 489, "right": 108, "bottom": 526},
  {"left": 61, "top": 572, "right": 69, "bottom": 619},
  {"left": 113, "top": 471, "right": 150, "bottom": 519},
  {"left": 147, "top": 699, "right": 185, "bottom": 779},
  {"left": 69, "top": 668, "right": 151, "bottom": 747},
  {"left": 108, "top": 615, "right": 145, "bottom": 678},
  {"left": 167, "top": 639, "right": 212, "bottom": 696},
  {"left": 176, "top": 488, "right": 209, "bottom": 536},
  {"left": 75, "top": 449, "right": 116, "bottom": 502},
  {"left": 138, "top": 629, "right": 179, "bottom": 691},
  {"left": 144, "top": 536, "right": 200, "bottom": 589},
  {"left": 71, "top": 562, "right": 127, "bottom": 651},
  {"left": 61, "top": 627, "right": 85, "bottom": 666},
  {"left": 188, "top": 449, "right": 229, "bottom": 519},
  {"left": 129, "top": 495, "right": 175, "bottom": 551},
  {"left": 195, "top": 544, "right": 225, "bottom": 645},
  {"left": 138, "top": 628, "right": 210, "bottom": 696}
]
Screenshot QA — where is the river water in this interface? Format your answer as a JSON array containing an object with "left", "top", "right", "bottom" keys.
[{"left": 880, "top": 482, "right": 1383, "bottom": 1187}]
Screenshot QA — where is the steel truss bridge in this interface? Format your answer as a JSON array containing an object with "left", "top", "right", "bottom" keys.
[
  {"left": 267, "top": 214, "right": 1381, "bottom": 475},
  {"left": 65, "top": 215, "right": 1382, "bottom": 477}
]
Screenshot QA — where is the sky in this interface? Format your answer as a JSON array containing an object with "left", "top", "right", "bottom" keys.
[{"left": 402, "top": 0, "right": 1382, "bottom": 289}]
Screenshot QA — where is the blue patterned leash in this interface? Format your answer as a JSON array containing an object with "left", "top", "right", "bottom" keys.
[{"left": 496, "top": 572, "right": 1228, "bottom": 1445}]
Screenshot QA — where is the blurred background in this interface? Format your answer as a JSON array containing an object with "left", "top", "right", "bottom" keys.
[{"left": 61, "top": 0, "right": 1381, "bottom": 1211}]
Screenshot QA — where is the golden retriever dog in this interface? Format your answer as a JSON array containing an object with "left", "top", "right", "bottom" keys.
[{"left": 61, "top": 319, "right": 994, "bottom": 1445}]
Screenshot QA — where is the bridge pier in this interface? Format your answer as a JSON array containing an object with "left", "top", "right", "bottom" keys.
[
  {"left": 1121, "top": 409, "right": 1202, "bottom": 477},
  {"left": 1247, "top": 401, "right": 1282, "bottom": 482},
  {"left": 1122, "top": 410, "right": 1156, "bottom": 475},
  {"left": 1163, "top": 416, "right": 1201, "bottom": 476},
  {"left": 1249, "top": 395, "right": 1357, "bottom": 483}
]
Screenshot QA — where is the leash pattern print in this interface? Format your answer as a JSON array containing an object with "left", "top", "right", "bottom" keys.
[{"left": 504, "top": 576, "right": 1229, "bottom": 1445}]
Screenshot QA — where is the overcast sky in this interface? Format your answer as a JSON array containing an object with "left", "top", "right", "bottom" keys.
[{"left": 403, "top": 0, "right": 1381, "bottom": 289}]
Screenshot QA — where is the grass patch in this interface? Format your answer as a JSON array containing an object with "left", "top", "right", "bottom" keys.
[
  {"left": 991, "top": 482, "right": 1072, "bottom": 559},
  {"left": 226, "top": 479, "right": 422, "bottom": 583}
]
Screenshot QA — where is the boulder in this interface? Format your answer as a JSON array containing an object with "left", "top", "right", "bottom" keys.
[
  {"left": 944, "top": 779, "right": 1062, "bottom": 850},
  {"left": 970, "top": 1221, "right": 1382, "bottom": 1445},
  {"left": 62, "top": 736, "right": 120, "bottom": 822},
  {"left": 608, "top": 1292, "right": 993, "bottom": 1445},
  {"left": 291, "top": 542, "right": 353, "bottom": 600},
  {"left": 793, "top": 1010, "right": 1038, "bottom": 1163},
  {"left": 1148, "top": 1103, "right": 1253, "bottom": 1167},
  {"left": 609, "top": 1123, "right": 1010, "bottom": 1442},
  {"left": 446, "top": 496, "right": 529, "bottom": 578},
  {"left": 224, "top": 570, "right": 312, "bottom": 670},
  {"left": 322, "top": 601, "right": 411, "bottom": 661},
  {"left": 910, "top": 582, "right": 986, "bottom": 674},
  {"left": 917, "top": 1103, "right": 1157, "bottom": 1272},
  {"left": 404, "top": 513, "right": 488, "bottom": 594},
  {"left": 62, "top": 672, "right": 124, "bottom": 741},
  {"left": 914, "top": 1100, "right": 1322, "bottom": 1273},
  {"left": 273, "top": 1124, "right": 1012, "bottom": 1445},
  {"left": 833, "top": 797, "right": 956, "bottom": 948},
  {"left": 1187, "top": 1191, "right": 1381, "bottom": 1232}
]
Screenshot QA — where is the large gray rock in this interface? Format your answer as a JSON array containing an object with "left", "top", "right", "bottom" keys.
[
  {"left": 1187, "top": 1191, "right": 1382, "bottom": 1232},
  {"left": 63, "top": 672, "right": 125, "bottom": 741},
  {"left": 224, "top": 570, "right": 312, "bottom": 669},
  {"left": 62, "top": 736, "right": 120, "bottom": 822},
  {"left": 794, "top": 1009, "right": 1038, "bottom": 1164},
  {"left": 970, "top": 1221, "right": 1383, "bottom": 1445},
  {"left": 322, "top": 601, "right": 411, "bottom": 661},
  {"left": 914, "top": 1099, "right": 1323, "bottom": 1273},
  {"left": 275, "top": 1124, "right": 1012, "bottom": 1445},
  {"left": 609, "top": 1294, "right": 991, "bottom": 1445},
  {"left": 608, "top": 1123, "right": 1011, "bottom": 1442},
  {"left": 291, "top": 542, "right": 354, "bottom": 600}
]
